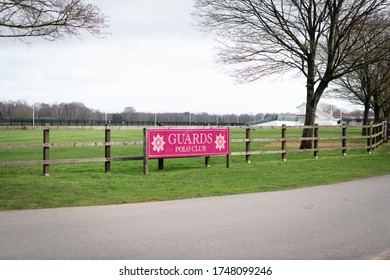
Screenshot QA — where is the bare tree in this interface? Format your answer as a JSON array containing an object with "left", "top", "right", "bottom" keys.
[
  {"left": 332, "top": 60, "right": 390, "bottom": 130},
  {"left": 193, "top": 0, "right": 390, "bottom": 148},
  {"left": 121, "top": 107, "right": 136, "bottom": 122},
  {"left": 0, "top": 0, "right": 108, "bottom": 41},
  {"left": 330, "top": 15, "right": 390, "bottom": 131}
]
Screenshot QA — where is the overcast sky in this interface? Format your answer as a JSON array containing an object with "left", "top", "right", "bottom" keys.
[{"left": 1, "top": 0, "right": 344, "bottom": 115}]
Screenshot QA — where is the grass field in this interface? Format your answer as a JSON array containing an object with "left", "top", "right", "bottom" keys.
[{"left": 0, "top": 127, "right": 389, "bottom": 210}]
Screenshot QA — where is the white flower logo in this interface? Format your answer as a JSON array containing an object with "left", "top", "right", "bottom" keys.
[
  {"left": 151, "top": 134, "right": 165, "bottom": 153},
  {"left": 215, "top": 133, "right": 226, "bottom": 150}
]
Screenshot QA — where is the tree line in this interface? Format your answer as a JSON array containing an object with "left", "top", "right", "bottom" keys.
[
  {"left": 0, "top": 99, "right": 375, "bottom": 127},
  {"left": 0, "top": 100, "right": 279, "bottom": 125},
  {"left": 0, "top": 100, "right": 105, "bottom": 121}
]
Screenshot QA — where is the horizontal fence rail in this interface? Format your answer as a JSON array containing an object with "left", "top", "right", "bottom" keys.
[{"left": 0, "top": 122, "right": 387, "bottom": 176}]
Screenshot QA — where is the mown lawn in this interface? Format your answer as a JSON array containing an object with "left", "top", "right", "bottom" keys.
[{"left": 0, "top": 127, "right": 389, "bottom": 210}]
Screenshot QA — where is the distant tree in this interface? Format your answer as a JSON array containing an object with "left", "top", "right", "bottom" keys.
[
  {"left": 194, "top": 0, "right": 390, "bottom": 148},
  {"left": 0, "top": 0, "right": 108, "bottom": 41},
  {"left": 239, "top": 114, "right": 254, "bottom": 124},
  {"left": 34, "top": 103, "right": 50, "bottom": 119},
  {"left": 264, "top": 113, "right": 278, "bottom": 122},
  {"left": 221, "top": 114, "right": 237, "bottom": 124},
  {"left": 111, "top": 113, "right": 123, "bottom": 123},
  {"left": 122, "top": 106, "right": 136, "bottom": 121}
]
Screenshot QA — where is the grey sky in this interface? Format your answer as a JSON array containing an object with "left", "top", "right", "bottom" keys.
[{"left": 1, "top": 0, "right": 323, "bottom": 115}]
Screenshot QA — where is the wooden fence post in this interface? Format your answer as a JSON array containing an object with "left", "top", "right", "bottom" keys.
[
  {"left": 342, "top": 125, "right": 347, "bottom": 156},
  {"left": 246, "top": 127, "right": 251, "bottom": 163},
  {"left": 143, "top": 128, "right": 148, "bottom": 175},
  {"left": 43, "top": 128, "right": 50, "bottom": 176},
  {"left": 372, "top": 123, "right": 377, "bottom": 151},
  {"left": 367, "top": 125, "right": 372, "bottom": 155},
  {"left": 205, "top": 156, "right": 211, "bottom": 168},
  {"left": 281, "top": 124, "right": 287, "bottom": 161},
  {"left": 105, "top": 126, "right": 111, "bottom": 174},
  {"left": 379, "top": 121, "right": 386, "bottom": 143},
  {"left": 158, "top": 158, "right": 164, "bottom": 171},
  {"left": 226, "top": 128, "right": 231, "bottom": 168},
  {"left": 376, "top": 123, "right": 381, "bottom": 147},
  {"left": 314, "top": 124, "right": 319, "bottom": 159}
]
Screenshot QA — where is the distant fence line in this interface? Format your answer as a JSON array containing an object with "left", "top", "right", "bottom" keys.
[
  {"left": 0, "top": 118, "right": 246, "bottom": 127},
  {"left": 0, "top": 122, "right": 387, "bottom": 176}
]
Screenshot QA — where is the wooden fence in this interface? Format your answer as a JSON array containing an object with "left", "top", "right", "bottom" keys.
[
  {"left": 0, "top": 126, "right": 144, "bottom": 176},
  {"left": 232, "top": 122, "right": 386, "bottom": 162},
  {"left": 0, "top": 122, "right": 386, "bottom": 176}
]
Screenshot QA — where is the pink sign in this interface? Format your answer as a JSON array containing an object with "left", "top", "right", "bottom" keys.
[{"left": 147, "top": 128, "right": 230, "bottom": 159}]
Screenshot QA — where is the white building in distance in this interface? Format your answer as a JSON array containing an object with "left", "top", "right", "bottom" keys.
[
  {"left": 255, "top": 103, "right": 338, "bottom": 127},
  {"left": 295, "top": 103, "right": 338, "bottom": 125}
]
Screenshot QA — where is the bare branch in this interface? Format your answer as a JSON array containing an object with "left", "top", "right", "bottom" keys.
[
  {"left": 193, "top": 0, "right": 389, "bottom": 87},
  {"left": 0, "top": 0, "right": 109, "bottom": 41}
]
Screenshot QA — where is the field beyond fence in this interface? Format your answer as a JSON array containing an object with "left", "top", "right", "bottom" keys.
[{"left": 0, "top": 122, "right": 387, "bottom": 176}]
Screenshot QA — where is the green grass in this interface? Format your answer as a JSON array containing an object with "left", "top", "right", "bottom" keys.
[{"left": 0, "top": 128, "right": 389, "bottom": 210}]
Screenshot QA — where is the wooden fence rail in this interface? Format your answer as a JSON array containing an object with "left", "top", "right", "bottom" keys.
[{"left": 0, "top": 122, "right": 386, "bottom": 175}]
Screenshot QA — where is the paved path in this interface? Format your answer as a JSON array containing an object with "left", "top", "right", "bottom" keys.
[{"left": 1, "top": 175, "right": 390, "bottom": 260}]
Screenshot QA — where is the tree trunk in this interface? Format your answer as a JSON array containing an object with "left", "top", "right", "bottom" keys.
[
  {"left": 300, "top": 99, "right": 317, "bottom": 149},
  {"left": 382, "top": 104, "right": 390, "bottom": 120},
  {"left": 373, "top": 104, "right": 381, "bottom": 123},
  {"left": 373, "top": 92, "right": 381, "bottom": 123},
  {"left": 300, "top": 80, "right": 327, "bottom": 149},
  {"left": 362, "top": 102, "right": 370, "bottom": 135}
]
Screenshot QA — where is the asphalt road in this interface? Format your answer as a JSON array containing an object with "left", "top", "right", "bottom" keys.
[{"left": 1, "top": 175, "right": 390, "bottom": 260}]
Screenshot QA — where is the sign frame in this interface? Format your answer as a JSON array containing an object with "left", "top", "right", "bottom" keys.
[{"left": 143, "top": 127, "right": 231, "bottom": 175}]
